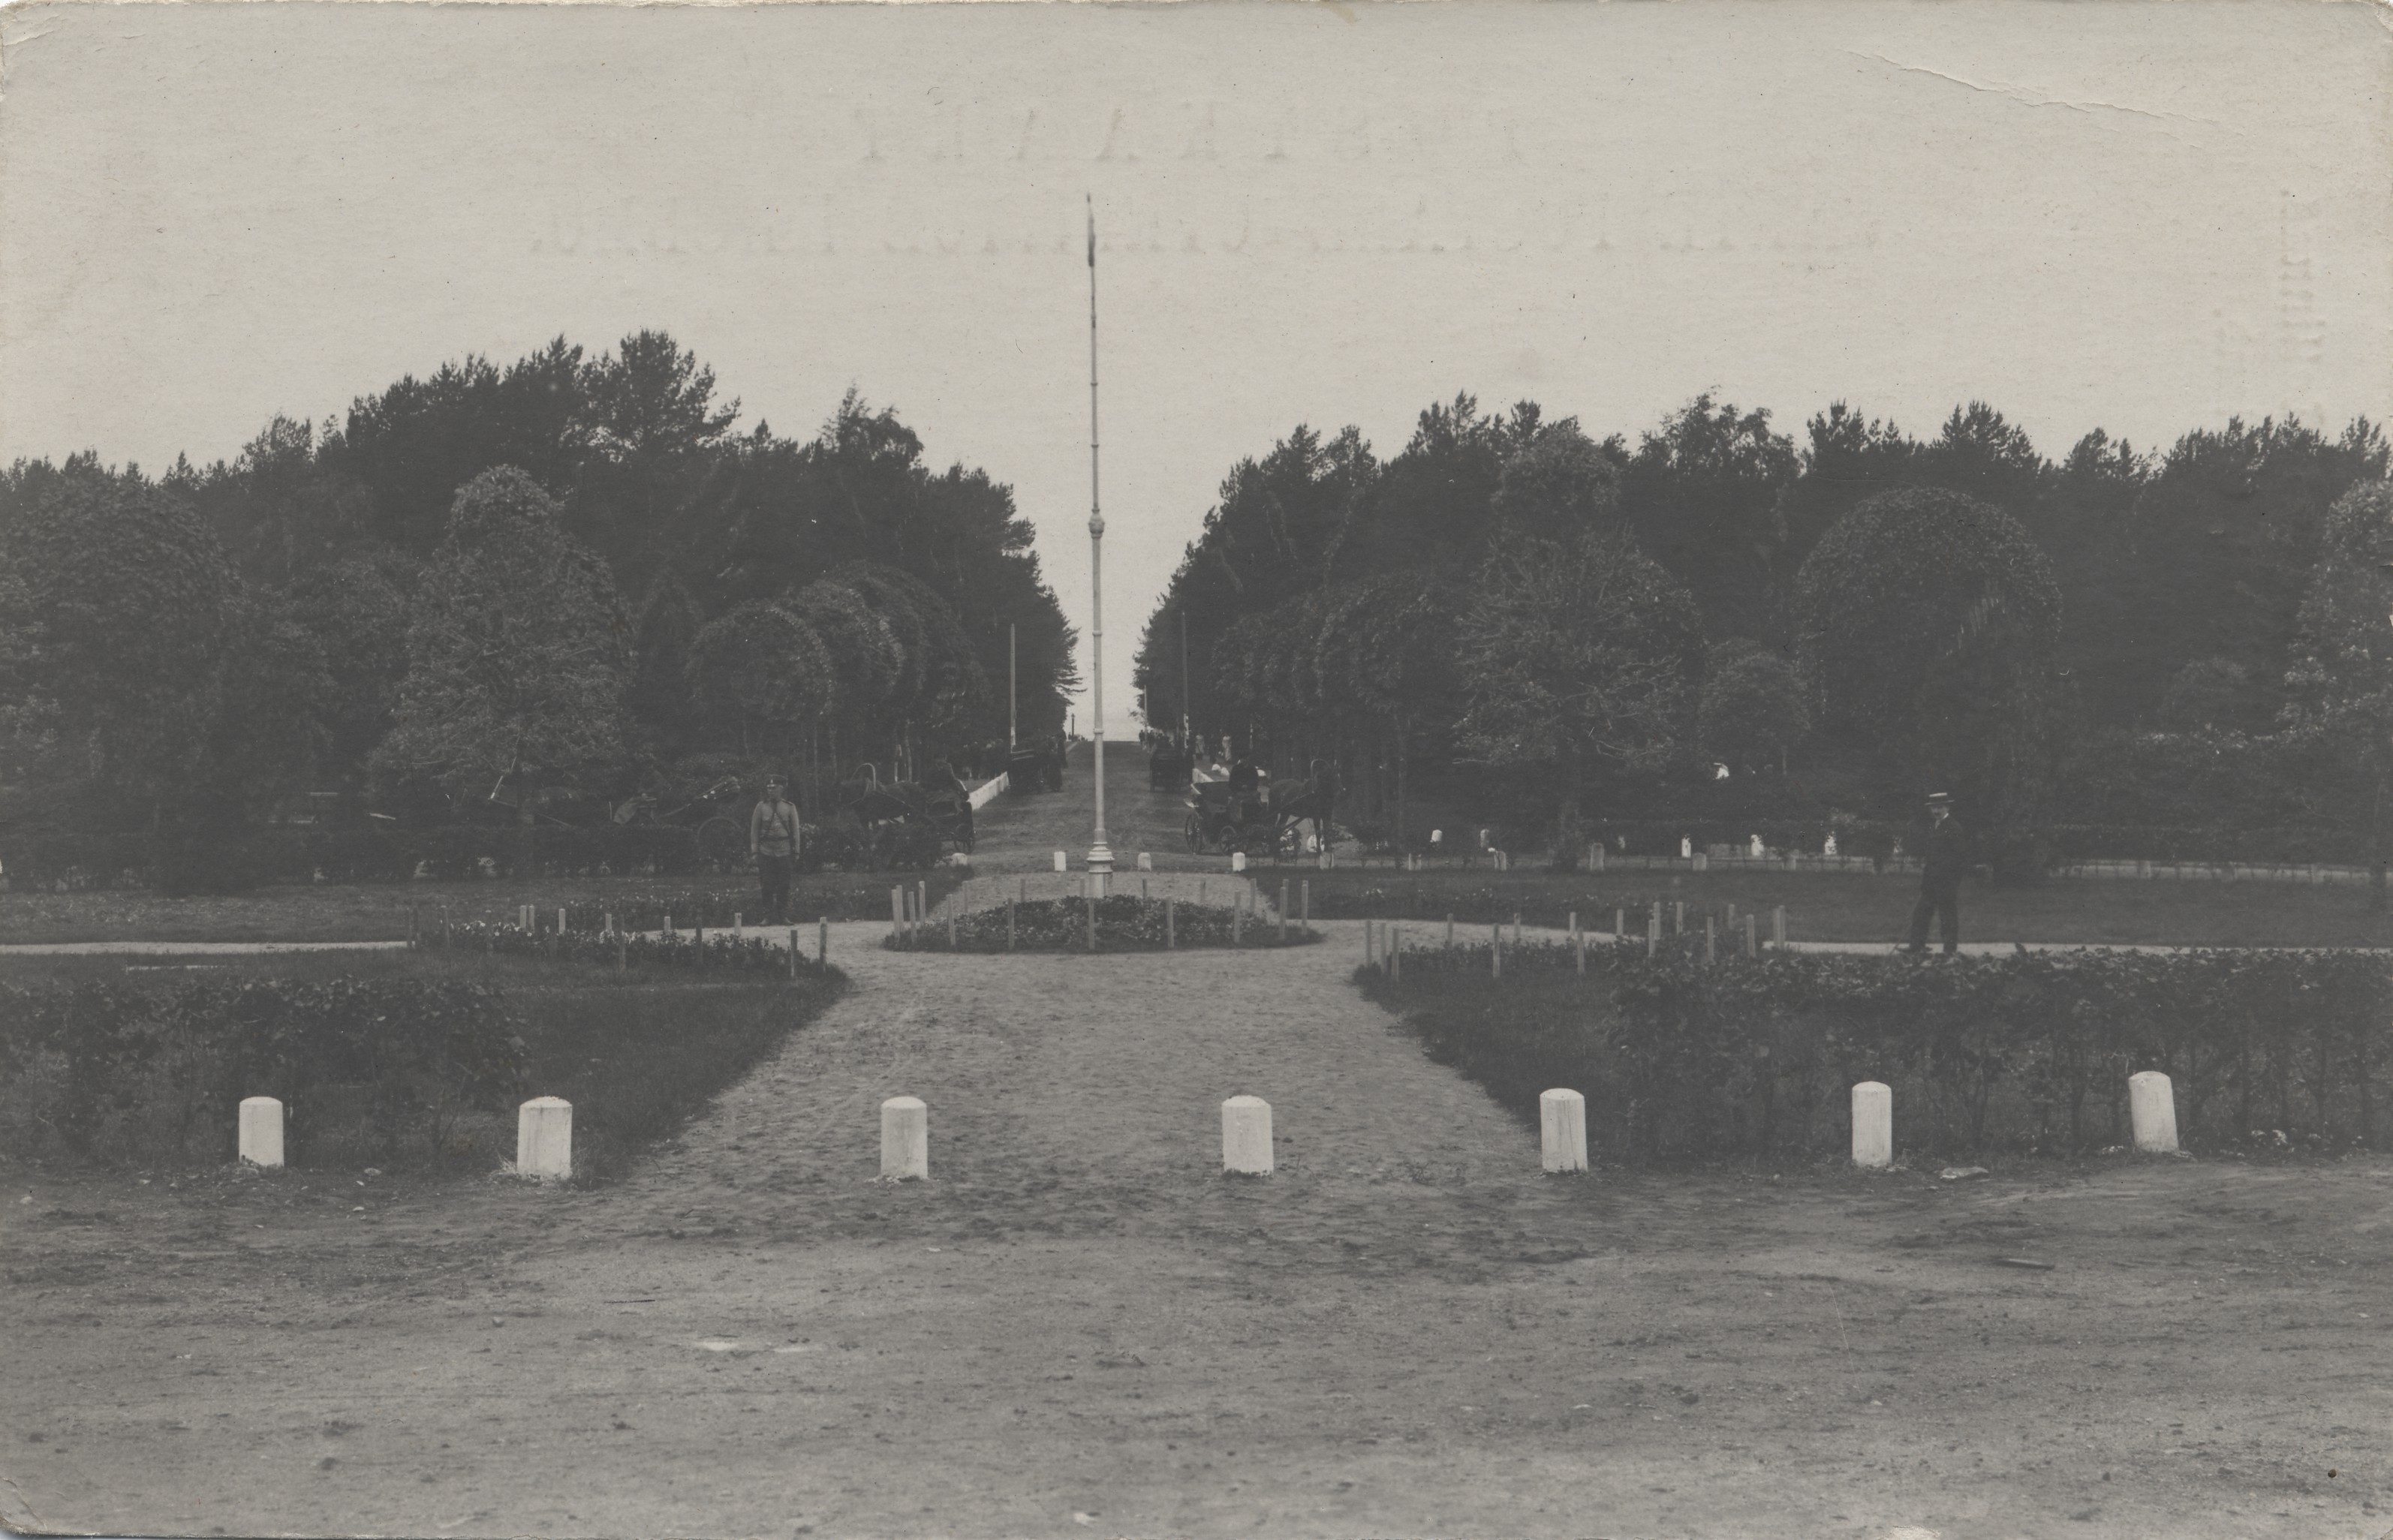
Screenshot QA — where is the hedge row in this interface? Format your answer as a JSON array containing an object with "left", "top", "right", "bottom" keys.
[
  {"left": 1360, "top": 939, "right": 2393, "bottom": 1161},
  {"left": 0, "top": 975, "right": 525, "bottom": 1166},
  {"left": 434, "top": 919, "right": 840, "bottom": 977},
  {"left": 886, "top": 895, "right": 1321, "bottom": 952},
  {"left": 408, "top": 874, "right": 967, "bottom": 935}
]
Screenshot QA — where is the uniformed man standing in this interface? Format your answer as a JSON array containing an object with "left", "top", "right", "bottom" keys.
[
  {"left": 1904, "top": 791, "right": 1967, "bottom": 955},
  {"left": 750, "top": 775, "right": 801, "bottom": 924}
]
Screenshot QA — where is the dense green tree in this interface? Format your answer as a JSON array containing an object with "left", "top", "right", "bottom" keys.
[
  {"left": 2281, "top": 479, "right": 2393, "bottom": 901},
  {"left": 2102, "top": 417, "right": 2388, "bottom": 726},
  {"left": 373, "top": 468, "right": 632, "bottom": 807},
  {"left": 0, "top": 460, "right": 241, "bottom": 813},
  {"left": 284, "top": 548, "right": 416, "bottom": 793},
  {"left": 1697, "top": 639, "right": 1811, "bottom": 776},
  {"left": 686, "top": 599, "right": 835, "bottom": 756},
  {"left": 1793, "top": 486, "right": 2063, "bottom": 832},
  {"left": 1618, "top": 396, "right": 1800, "bottom": 645},
  {"left": 1454, "top": 526, "right": 1705, "bottom": 837}
]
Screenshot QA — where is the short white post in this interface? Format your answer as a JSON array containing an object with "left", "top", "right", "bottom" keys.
[
  {"left": 238, "top": 1096, "right": 284, "bottom": 1169},
  {"left": 517, "top": 1096, "right": 573, "bottom": 1179},
  {"left": 1053, "top": 850, "right": 1067, "bottom": 872},
  {"left": 2129, "top": 1070, "right": 2180, "bottom": 1153},
  {"left": 880, "top": 1096, "right": 929, "bottom": 1180},
  {"left": 1222, "top": 1095, "right": 1274, "bottom": 1175},
  {"left": 1850, "top": 1081, "right": 1892, "bottom": 1169},
  {"left": 1232, "top": 850, "right": 1247, "bottom": 873},
  {"left": 1137, "top": 851, "right": 1153, "bottom": 871},
  {"left": 558, "top": 907, "right": 567, "bottom": 934},
  {"left": 1540, "top": 1088, "right": 1588, "bottom": 1174}
]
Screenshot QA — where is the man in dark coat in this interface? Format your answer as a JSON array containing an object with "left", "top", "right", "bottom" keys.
[
  {"left": 1227, "top": 751, "right": 1263, "bottom": 829},
  {"left": 1905, "top": 792, "right": 1967, "bottom": 955}
]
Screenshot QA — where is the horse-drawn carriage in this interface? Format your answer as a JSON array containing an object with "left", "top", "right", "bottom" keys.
[
  {"left": 812, "top": 767, "right": 974, "bottom": 871},
  {"left": 1184, "top": 777, "right": 1333, "bottom": 859}
]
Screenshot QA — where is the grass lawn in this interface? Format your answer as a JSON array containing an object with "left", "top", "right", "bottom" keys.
[
  {"left": 1287, "top": 864, "right": 2393, "bottom": 948},
  {"left": 0, "top": 948, "right": 847, "bottom": 1184},
  {"left": 0, "top": 868, "right": 965, "bottom": 945}
]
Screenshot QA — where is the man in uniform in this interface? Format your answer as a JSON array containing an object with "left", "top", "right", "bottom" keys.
[
  {"left": 750, "top": 775, "right": 801, "bottom": 924},
  {"left": 1904, "top": 791, "right": 1967, "bottom": 955}
]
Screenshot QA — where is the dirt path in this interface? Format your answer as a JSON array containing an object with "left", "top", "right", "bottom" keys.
[{"left": 4, "top": 744, "right": 2390, "bottom": 1538}]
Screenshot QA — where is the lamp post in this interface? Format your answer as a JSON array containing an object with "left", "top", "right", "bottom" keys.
[{"left": 1083, "top": 195, "right": 1114, "bottom": 892}]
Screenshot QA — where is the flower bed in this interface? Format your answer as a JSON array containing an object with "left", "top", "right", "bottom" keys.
[
  {"left": 1359, "top": 935, "right": 2393, "bottom": 1161},
  {"left": 885, "top": 895, "right": 1323, "bottom": 953}
]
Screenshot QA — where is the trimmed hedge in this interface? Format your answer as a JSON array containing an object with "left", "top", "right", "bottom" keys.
[
  {"left": 885, "top": 895, "right": 1321, "bottom": 952},
  {"left": 0, "top": 974, "right": 525, "bottom": 1166},
  {"left": 1361, "top": 937, "right": 2393, "bottom": 1162}
]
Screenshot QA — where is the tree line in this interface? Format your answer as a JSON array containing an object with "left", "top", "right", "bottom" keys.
[
  {"left": 1133, "top": 393, "right": 2393, "bottom": 874},
  {"left": 0, "top": 332, "right": 1079, "bottom": 877}
]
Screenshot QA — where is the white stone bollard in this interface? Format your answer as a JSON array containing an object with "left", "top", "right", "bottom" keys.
[
  {"left": 1540, "top": 1088, "right": 1588, "bottom": 1174},
  {"left": 238, "top": 1096, "right": 284, "bottom": 1168},
  {"left": 1231, "top": 850, "right": 1247, "bottom": 872},
  {"left": 880, "top": 1095, "right": 929, "bottom": 1180},
  {"left": 1222, "top": 1095, "right": 1274, "bottom": 1175},
  {"left": 2129, "top": 1070, "right": 2180, "bottom": 1153},
  {"left": 517, "top": 1096, "right": 573, "bottom": 1179},
  {"left": 1137, "top": 851, "right": 1153, "bottom": 871},
  {"left": 1851, "top": 1081, "right": 1893, "bottom": 1169},
  {"left": 1053, "top": 850, "right": 1067, "bottom": 873}
]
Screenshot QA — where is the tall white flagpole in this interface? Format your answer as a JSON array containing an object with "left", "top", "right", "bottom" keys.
[{"left": 1084, "top": 195, "right": 1113, "bottom": 890}]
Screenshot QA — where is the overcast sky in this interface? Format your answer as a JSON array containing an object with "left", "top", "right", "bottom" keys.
[{"left": 2, "top": 0, "right": 2387, "bottom": 731}]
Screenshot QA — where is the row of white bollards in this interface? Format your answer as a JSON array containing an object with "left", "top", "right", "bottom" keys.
[
  {"left": 238, "top": 1094, "right": 582, "bottom": 1178},
  {"left": 233, "top": 1075, "right": 2186, "bottom": 1181},
  {"left": 1847, "top": 1070, "right": 2181, "bottom": 1167}
]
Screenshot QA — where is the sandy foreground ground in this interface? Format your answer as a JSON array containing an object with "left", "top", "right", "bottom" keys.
[{"left": 4, "top": 749, "right": 2391, "bottom": 1539}]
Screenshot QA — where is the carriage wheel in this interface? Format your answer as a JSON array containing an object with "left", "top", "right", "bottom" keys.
[{"left": 696, "top": 816, "right": 745, "bottom": 871}]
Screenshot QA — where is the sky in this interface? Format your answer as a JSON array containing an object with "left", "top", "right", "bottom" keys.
[{"left": 2, "top": 0, "right": 2388, "bottom": 732}]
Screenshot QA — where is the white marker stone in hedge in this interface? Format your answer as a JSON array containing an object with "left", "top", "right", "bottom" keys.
[
  {"left": 517, "top": 1097, "right": 573, "bottom": 1180},
  {"left": 238, "top": 1096, "right": 284, "bottom": 1169},
  {"left": 1851, "top": 1081, "right": 1893, "bottom": 1169},
  {"left": 2129, "top": 1071, "right": 2180, "bottom": 1153},
  {"left": 1137, "top": 851, "right": 1153, "bottom": 871},
  {"left": 1222, "top": 1096, "right": 1274, "bottom": 1175},
  {"left": 881, "top": 1096, "right": 929, "bottom": 1180},
  {"left": 1231, "top": 851, "right": 1247, "bottom": 872},
  {"left": 1053, "top": 850, "right": 1068, "bottom": 873},
  {"left": 1540, "top": 1089, "right": 1588, "bottom": 1174}
]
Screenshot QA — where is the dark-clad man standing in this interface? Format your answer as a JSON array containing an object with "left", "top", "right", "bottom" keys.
[
  {"left": 750, "top": 775, "right": 801, "bottom": 924},
  {"left": 1904, "top": 791, "right": 1967, "bottom": 955}
]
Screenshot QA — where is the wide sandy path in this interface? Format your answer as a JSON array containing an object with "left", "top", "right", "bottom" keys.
[{"left": 4, "top": 744, "right": 2388, "bottom": 1538}]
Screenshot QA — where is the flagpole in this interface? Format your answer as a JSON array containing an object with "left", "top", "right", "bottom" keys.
[{"left": 1084, "top": 195, "right": 1114, "bottom": 891}]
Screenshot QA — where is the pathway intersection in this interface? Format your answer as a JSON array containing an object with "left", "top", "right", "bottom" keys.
[{"left": 5, "top": 741, "right": 2382, "bottom": 1539}]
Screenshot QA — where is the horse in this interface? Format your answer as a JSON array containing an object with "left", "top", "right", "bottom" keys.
[{"left": 1269, "top": 777, "right": 1338, "bottom": 856}]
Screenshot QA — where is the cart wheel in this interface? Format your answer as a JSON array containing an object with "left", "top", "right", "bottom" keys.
[{"left": 696, "top": 816, "right": 745, "bottom": 870}]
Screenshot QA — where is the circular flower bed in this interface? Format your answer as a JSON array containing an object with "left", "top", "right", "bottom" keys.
[{"left": 884, "top": 895, "right": 1322, "bottom": 953}]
